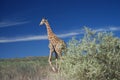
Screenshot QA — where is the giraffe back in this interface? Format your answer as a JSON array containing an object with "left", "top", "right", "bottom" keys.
[{"left": 49, "top": 34, "right": 66, "bottom": 55}]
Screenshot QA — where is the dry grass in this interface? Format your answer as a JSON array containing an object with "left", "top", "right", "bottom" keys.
[
  {"left": 0, "top": 57, "right": 51, "bottom": 80},
  {"left": 0, "top": 56, "right": 64, "bottom": 80}
]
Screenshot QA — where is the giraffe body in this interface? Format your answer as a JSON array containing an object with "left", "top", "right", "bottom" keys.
[{"left": 40, "top": 18, "right": 66, "bottom": 72}]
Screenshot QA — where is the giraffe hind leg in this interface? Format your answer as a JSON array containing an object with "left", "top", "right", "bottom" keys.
[
  {"left": 55, "top": 52, "right": 58, "bottom": 69},
  {"left": 55, "top": 50, "right": 62, "bottom": 72}
]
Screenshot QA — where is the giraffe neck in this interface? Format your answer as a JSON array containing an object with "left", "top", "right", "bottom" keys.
[{"left": 45, "top": 21, "right": 54, "bottom": 39}]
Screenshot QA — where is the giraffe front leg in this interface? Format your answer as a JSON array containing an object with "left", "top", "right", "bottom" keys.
[{"left": 48, "top": 50, "right": 56, "bottom": 72}]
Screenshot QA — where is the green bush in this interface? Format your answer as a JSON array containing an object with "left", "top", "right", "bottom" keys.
[{"left": 60, "top": 27, "right": 120, "bottom": 80}]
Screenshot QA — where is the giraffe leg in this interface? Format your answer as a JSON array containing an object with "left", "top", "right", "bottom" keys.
[
  {"left": 56, "top": 51, "right": 63, "bottom": 72},
  {"left": 55, "top": 52, "right": 58, "bottom": 69},
  {"left": 55, "top": 44, "right": 64, "bottom": 72},
  {"left": 48, "top": 50, "right": 56, "bottom": 72},
  {"left": 48, "top": 43, "right": 56, "bottom": 72}
]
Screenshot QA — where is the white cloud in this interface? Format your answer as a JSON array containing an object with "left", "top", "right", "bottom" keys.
[
  {"left": 109, "top": 27, "right": 120, "bottom": 31},
  {"left": 0, "top": 21, "right": 29, "bottom": 28},
  {"left": 0, "top": 35, "right": 47, "bottom": 43},
  {"left": 0, "top": 32, "right": 80, "bottom": 43},
  {"left": 58, "top": 32, "right": 80, "bottom": 38},
  {"left": 0, "top": 26, "right": 119, "bottom": 43},
  {"left": 95, "top": 26, "right": 120, "bottom": 32}
]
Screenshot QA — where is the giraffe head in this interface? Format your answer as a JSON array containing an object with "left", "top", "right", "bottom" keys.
[{"left": 39, "top": 18, "right": 47, "bottom": 26}]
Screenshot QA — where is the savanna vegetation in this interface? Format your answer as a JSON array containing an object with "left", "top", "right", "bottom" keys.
[
  {"left": 59, "top": 27, "right": 120, "bottom": 80},
  {"left": 0, "top": 27, "right": 120, "bottom": 80},
  {"left": 0, "top": 57, "right": 49, "bottom": 80}
]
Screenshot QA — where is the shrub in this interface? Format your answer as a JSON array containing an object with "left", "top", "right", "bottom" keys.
[{"left": 60, "top": 27, "right": 120, "bottom": 80}]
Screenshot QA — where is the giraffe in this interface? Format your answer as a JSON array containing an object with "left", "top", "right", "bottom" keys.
[{"left": 39, "top": 18, "right": 66, "bottom": 72}]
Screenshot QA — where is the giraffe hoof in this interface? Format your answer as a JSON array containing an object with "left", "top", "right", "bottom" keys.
[
  {"left": 52, "top": 67, "right": 58, "bottom": 72},
  {"left": 52, "top": 67, "right": 56, "bottom": 72}
]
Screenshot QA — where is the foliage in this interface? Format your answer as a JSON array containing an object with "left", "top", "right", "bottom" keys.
[{"left": 60, "top": 27, "right": 120, "bottom": 80}]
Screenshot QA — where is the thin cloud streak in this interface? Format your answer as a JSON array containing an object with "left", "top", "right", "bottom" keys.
[
  {"left": 0, "top": 35, "right": 48, "bottom": 43},
  {"left": 95, "top": 26, "right": 120, "bottom": 32},
  {"left": 0, "top": 21, "right": 30, "bottom": 28},
  {"left": 109, "top": 27, "right": 120, "bottom": 31},
  {"left": 0, "top": 26, "right": 119, "bottom": 43},
  {"left": 0, "top": 32, "right": 80, "bottom": 43}
]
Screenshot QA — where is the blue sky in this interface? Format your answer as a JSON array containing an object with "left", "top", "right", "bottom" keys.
[{"left": 0, "top": 0, "right": 120, "bottom": 58}]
